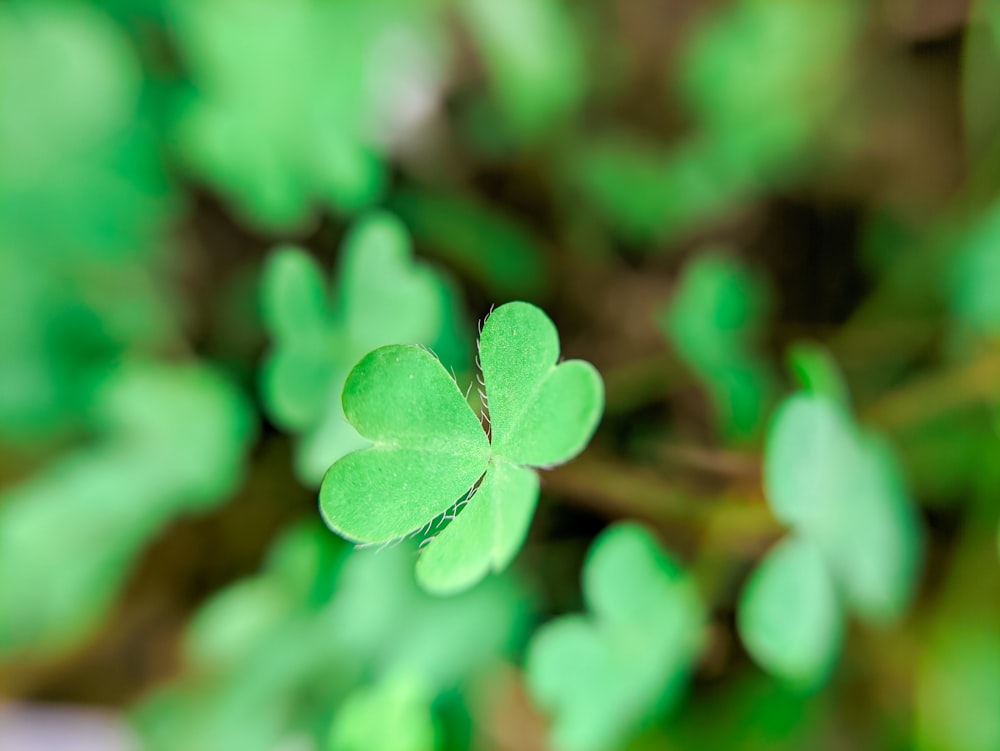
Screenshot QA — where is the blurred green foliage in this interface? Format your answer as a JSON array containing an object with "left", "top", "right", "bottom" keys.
[
  {"left": 0, "top": 362, "right": 254, "bottom": 655},
  {"left": 168, "top": 0, "right": 448, "bottom": 231},
  {"left": 136, "top": 524, "right": 528, "bottom": 750},
  {"left": 660, "top": 252, "right": 774, "bottom": 440},
  {"left": 1, "top": 0, "right": 999, "bottom": 749},
  {"left": 260, "top": 211, "right": 467, "bottom": 485},
  {"left": 527, "top": 524, "right": 704, "bottom": 751}
]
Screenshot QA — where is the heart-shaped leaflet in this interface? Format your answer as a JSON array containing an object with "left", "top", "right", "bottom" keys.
[
  {"left": 319, "top": 302, "right": 604, "bottom": 594},
  {"left": 526, "top": 523, "right": 704, "bottom": 751}
]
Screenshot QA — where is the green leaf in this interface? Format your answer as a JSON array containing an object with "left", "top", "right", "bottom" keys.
[
  {"left": 660, "top": 252, "right": 773, "bottom": 439},
  {"left": 320, "top": 301, "right": 603, "bottom": 592},
  {"left": 0, "top": 361, "right": 255, "bottom": 655},
  {"left": 765, "top": 393, "right": 924, "bottom": 625},
  {"left": 170, "top": 0, "right": 447, "bottom": 230},
  {"left": 415, "top": 461, "right": 539, "bottom": 595},
  {"left": 260, "top": 247, "right": 330, "bottom": 343},
  {"left": 481, "top": 301, "right": 604, "bottom": 466},
  {"left": 185, "top": 578, "right": 293, "bottom": 673},
  {"left": 678, "top": 0, "right": 859, "bottom": 177},
  {"left": 392, "top": 188, "right": 549, "bottom": 298},
  {"left": 818, "top": 433, "right": 924, "bottom": 625},
  {"left": 135, "top": 533, "right": 527, "bottom": 751},
  {"left": 320, "top": 345, "right": 490, "bottom": 542},
  {"left": 260, "top": 211, "right": 467, "bottom": 486},
  {"left": 328, "top": 673, "right": 436, "bottom": 751},
  {"left": 526, "top": 523, "right": 704, "bottom": 751},
  {"left": 337, "top": 215, "right": 444, "bottom": 348},
  {"left": 460, "top": 0, "right": 585, "bottom": 138},
  {"left": 737, "top": 535, "right": 843, "bottom": 688},
  {"left": 764, "top": 394, "right": 857, "bottom": 531}
]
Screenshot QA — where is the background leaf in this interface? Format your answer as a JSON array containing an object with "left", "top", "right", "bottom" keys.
[
  {"left": 527, "top": 523, "right": 705, "bottom": 751},
  {"left": 737, "top": 535, "right": 843, "bottom": 688}
]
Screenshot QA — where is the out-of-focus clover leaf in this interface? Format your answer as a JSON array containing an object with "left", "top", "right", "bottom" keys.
[
  {"left": 392, "top": 188, "right": 549, "bottom": 298},
  {"left": 737, "top": 535, "right": 843, "bottom": 688},
  {"left": 526, "top": 523, "right": 705, "bottom": 751},
  {"left": 0, "top": 3, "right": 177, "bottom": 442},
  {"left": 765, "top": 394, "right": 924, "bottom": 624},
  {"left": 739, "top": 388, "right": 924, "bottom": 686},
  {"left": 677, "top": 0, "right": 859, "bottom": 180},
  {"left": 319, "top": 302, "right": 604, "bottom": 595},
  {"left": 567, "top": 136, "right": 732, "bottom": 246},
  {"left": 0, "top": 361, "right": 255, "bottom": 656},
  {"left": 328, "top": 672, "right": 436, "bottom": 751},
  {"left": 571, "top": 0, "right": 859, "bottom": 244},
  {"left": 135, "top": 528, "right": 528, "bottom": 751},
  {"left": 169, "top": 0, "right": 447, "bottom": 231},
  {"left": 459, "top": 0, "right": 585, "bottom": 140},
  {"left": 260, "top": 211, "right": 467, "bottom": 486},
  {"left": 0, "top": 1, "right": 171, "bottom": 259},
  {"left": 660, "top": 251, "right": 774, "bottom": 440}
]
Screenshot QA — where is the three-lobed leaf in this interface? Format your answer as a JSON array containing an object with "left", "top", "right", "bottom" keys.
[
  {"left": 740, "top": 388, "right": 924, "bottom": 687},
  {"left": 260, "top": 211, "right": 465, "bottom": 486},
  {"left": 526, "top": 523, "right": 704, "bottom": 751},
  {"left": 764, "top": 393, "right": 923, "bottom": 625},
  {"left": 319, "top": 301, "right": 604, "bottom": 594}
]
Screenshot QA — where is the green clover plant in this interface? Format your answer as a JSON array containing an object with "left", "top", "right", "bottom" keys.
[
  {"left": 136, "top": 523, "right": 527, "bottom": 751},
  {"left": 660, "top": 251, "right": 774, "bottom": 440},
  {"left": 459, "top": 0, "right": 585, "bottom": 141},
  {"left": 526, "top": 523, "right": 705, "bottom": 751},
  {"left": 260, "top": 211, "right": 467, "bottom": 486},
  {"left": 168, "top": 0, "right": 447, "bottom": 230},
  {"left": 0, "top": 361, "right": 255, "bottom": 655},
  {"left": 0, "top": 3, "right": 175, "bottom": 441},
  {"left": 738, "top": 385, "right": 924, "bottom": 687},
  {"left": 319, "top": 301, "right": 604, "bottom": 594}
]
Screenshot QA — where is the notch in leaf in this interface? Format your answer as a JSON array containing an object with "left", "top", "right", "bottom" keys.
[{"left": 319, "top": 301, "right": 604, "bottom": 594}]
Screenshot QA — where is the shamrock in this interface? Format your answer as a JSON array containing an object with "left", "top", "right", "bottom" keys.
[
  {"left": 169, "top": 0, "right": 447, "bottom": 231},
  {"left": 319, "top": 301, "right": 604, "bottom": 594},
  {"left": 526, "top": 523, "right": 705, "bottom": 751},
  {"left": 737, "top": 390, "right": 924, "bottom": 687},
  {"left": 260, "top": 211, "right": 466, "bottom": 486}
]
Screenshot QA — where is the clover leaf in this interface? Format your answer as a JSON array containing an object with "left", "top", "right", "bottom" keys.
[
  {"left": 260, "top": 211, "right": 467, "bottom": 486},
  {"left": 525, "top": 523, "right": 705, "bottom": 751},
  {"left": 136, "top": 528, "right": 527, "bottom": 751},
  {"left": 459, "top": 0, "right": 586, "bottom": 140},
  {"left": 660, "top": 251, "right": 774, "bottom": 440},
  {"left": 0, "top": 361, "right": 255, "bottom": 655},
  {"left": 168, "top": 0, "right": 448, "bottom": 230},
  {"left": 738, "top": 387, "right": 924, "bottom": 687},
  {"left": 737, "top": 534, "right": 843, "bottom": 688},
  {"left": 319, "top": 301, "right": 604, "bottom": 594}
]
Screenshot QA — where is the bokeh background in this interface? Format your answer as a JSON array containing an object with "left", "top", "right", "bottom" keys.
[{"left": 2, "top": 0, "right": 1000, "bottom": 749}]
